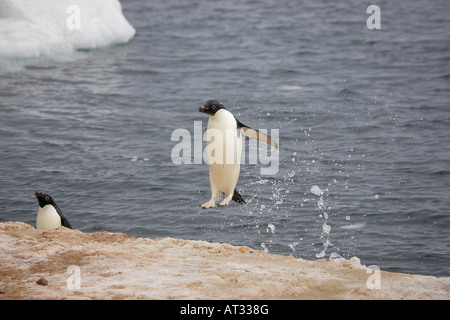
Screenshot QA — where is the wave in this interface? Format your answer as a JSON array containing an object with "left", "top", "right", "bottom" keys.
[
  {"left": 340, "top": 222, "right": 366, "bottom": 230},
  {"left": 0, "top": 0, "right": 135, "bottom": 60}
]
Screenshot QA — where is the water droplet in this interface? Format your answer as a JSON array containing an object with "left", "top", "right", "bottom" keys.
[
  {"left": 318, "top": 198, "right": 324, "bottom": 210},
  {"left": 316, "top": 250, "right": 326, "bottom": 258},
  {"left": 289, "top": 242, "right": 298, "bottom": 251},
  {"left": 330, "top": 252, "right": 343, "bottom": 259},
  {"left": 261, "top": 243, "right": 268, "bottom": 253},
  {"left": 310, "top": 185, "right": 324, "bottom": 196},
  {"left": 322, "top": 223, "right": 331, "bottom": 234}
]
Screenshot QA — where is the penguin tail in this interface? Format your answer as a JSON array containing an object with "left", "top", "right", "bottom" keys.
[{"left": 232, "top": 188, "right": 246, "bottom": 205}]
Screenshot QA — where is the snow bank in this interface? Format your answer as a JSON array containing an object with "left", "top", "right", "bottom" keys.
[{"left": 0, "top": 221, "right": 448, "bottom": 300}]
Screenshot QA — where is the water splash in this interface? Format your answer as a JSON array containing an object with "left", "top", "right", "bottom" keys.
[
  {"left": 311, "top": 185, "right": 334, "bottom": 259},
  {"left": 239, "top": 132, "right": 351, "bottom": 260}
]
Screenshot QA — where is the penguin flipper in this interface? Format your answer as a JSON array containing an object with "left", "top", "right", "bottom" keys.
[
  {"left": 235, "top": 118, "right": 278, "bottom": 149},
  {"left": 55, "top": 205, "right": 72, "bottom": 229},
  {"left": 232, "top": 188, "right": 246, "bottom": 205}
]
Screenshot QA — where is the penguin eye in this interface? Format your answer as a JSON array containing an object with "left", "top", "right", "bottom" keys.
[
  {"left": 45, "top": 196, "right": 49, "bottom": 201},
  {"left": 211, "top": 105, "right": 216, "bottom": 110}
]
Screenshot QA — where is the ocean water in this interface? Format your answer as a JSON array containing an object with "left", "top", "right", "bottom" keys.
[{"left": 0, "top": 0, "right": 449, "bottom": 277}]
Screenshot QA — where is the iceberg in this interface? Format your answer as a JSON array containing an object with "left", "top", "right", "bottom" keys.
[{"left": 0, "top": 0, "right": 135, "bottom": 60}]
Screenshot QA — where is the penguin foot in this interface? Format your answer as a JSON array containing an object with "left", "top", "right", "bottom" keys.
[
  {"left": 218, "top": 195, "right": 233, "bottom": 207},
  {"left": 200, "top": 200, "right": 216, "bottom": 209}
]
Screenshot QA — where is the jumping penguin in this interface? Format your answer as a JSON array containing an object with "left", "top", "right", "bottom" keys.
[
  {"left": 35, "top": 191, "right": 72, "bottom": 230},
  {"left": 198, "top": 99, "right": 278, "bottom": 209}
]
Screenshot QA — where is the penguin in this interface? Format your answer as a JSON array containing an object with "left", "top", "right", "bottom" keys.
[
  {"left": 34, "top": 191, "right": 72, "bottom": 230},
  {"left": 198, "top": 99, "right": 278, "bottom": 209}
]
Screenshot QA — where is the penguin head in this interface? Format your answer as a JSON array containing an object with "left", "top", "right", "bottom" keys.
[
  {"left": 34, "top": 191, "right": 56, "bottom": 208},
  {"left": 198, "top": 99, "right": 225, "bottom": 116}
]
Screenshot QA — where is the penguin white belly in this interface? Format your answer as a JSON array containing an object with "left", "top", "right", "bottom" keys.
[
  {"left": 36, "top": 205, "right": 62, "bottom": 230},
  {"left": 206, "top": 109, "right": 243, "bottom": 196},
  {"left": 209, "top": 162, "right": 241, "bottom": 195}
]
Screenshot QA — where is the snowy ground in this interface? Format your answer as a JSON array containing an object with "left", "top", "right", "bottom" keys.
[{"left": 0, "top": 221, "right": 448, "bottom": 300}]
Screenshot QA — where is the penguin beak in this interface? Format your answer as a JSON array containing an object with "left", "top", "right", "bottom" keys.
[
  {"left": 198, "top": 105, "right": 206, "bottom": 113},
  {"left": 34, "top": 191, "right": 43, "bottom": 198}
]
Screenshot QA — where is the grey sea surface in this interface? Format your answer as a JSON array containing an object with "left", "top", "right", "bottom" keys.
[{"left": 0, "top": 0, "right": 449, "bottom": 277}]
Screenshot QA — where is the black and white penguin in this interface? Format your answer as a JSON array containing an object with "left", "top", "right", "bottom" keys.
[
  {"left": 198, "top": 99, "right": 278, "bottom": 209},
  {"left": 34, "top": 191, "right": 72, "bottom": 230}
]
